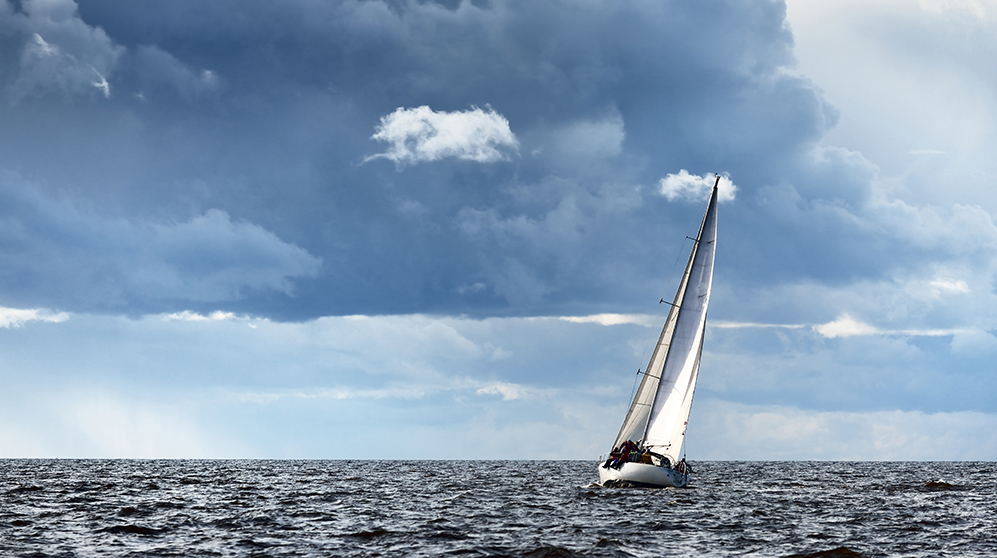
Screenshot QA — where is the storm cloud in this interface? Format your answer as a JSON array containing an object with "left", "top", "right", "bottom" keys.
[{"left": 1, "top": 0, "right": 870, "bottom": 319}]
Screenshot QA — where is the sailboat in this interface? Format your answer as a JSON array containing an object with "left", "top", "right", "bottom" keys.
[{"left": 598, "top": 175, "right": 719, "bottom": 488}]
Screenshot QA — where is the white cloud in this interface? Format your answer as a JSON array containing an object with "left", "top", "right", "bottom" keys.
[
  {"left": 0, "top": 307, "right": 69, "bottom": 328},
  {"left": 365, "top": 105, "right": 519, "bottom": 165},
  {"left": 658, "top": 170, "right": 738, "bottom": 202}
]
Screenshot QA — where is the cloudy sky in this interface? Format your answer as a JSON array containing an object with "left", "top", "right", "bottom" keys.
[{"left": 1, "top": 0, "right": 995, "bottom": 460}]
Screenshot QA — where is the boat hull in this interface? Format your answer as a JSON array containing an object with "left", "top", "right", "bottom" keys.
[{"left": 598, "top": 462, "right": 688, "bottom": 488}]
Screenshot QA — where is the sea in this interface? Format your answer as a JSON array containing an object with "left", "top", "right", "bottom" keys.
[{"left": 1, "top": 460, "right": 994, "bottom": 557}]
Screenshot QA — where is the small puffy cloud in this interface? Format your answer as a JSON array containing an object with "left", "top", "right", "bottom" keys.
[
  {"left": 658, "top": 170, "right": 738, "bottom": 202},
  {"left": 0, "top": 307, "right": 69, "bottom": 328},
  {"left": 366, "top": 105, "right": 519, "bottom": 165}
]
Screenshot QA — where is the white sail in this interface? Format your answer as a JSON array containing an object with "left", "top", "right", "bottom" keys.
[
  {"left": 610, "top": 242, "right": 695, "bottom": 450},
  {"left": 610, "top": 177, "right": 718, "bottom": 466}
]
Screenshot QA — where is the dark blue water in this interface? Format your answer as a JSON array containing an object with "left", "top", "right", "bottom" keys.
[{"left": 2, "top": 460, "right": 994, "bottom": 557}]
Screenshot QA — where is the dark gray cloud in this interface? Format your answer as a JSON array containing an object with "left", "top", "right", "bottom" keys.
[
  {"left": 0, "top": 175, "right": 321, "bottom": 314},
  {"left": 0, "top": 0, "right": 924, "bottom": 319}
]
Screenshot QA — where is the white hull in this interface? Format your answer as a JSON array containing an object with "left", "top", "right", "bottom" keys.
[{"left": 598, "top": 462, "right": 688, "bottom": 488}]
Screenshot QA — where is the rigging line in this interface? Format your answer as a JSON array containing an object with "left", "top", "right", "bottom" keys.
[
  {"left": 664, "top": 235, "right": 697, "bottom": 303},
  {"left": 627, "top": 368, "right": 641, "bottom": 405},
  {"left": 671, "top": 235, "right": 693, "bottom": 271}
]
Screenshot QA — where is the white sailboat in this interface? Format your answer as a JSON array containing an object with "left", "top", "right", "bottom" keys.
[{"left": 598, "top": 175, "right": 719, "bottom": 488}]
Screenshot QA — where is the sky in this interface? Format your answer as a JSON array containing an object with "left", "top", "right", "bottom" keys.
[{"left": 1, "top": 0, "right": 995, "bottom": 460}]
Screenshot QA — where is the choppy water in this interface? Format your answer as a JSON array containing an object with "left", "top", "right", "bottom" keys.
[{"left": 2, "top": 460, "right": 994, "bottom": 557}]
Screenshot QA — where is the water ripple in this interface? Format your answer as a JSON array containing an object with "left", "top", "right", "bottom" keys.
[{"left": 1, "top": 460, "right": 995, "bottom": 557}]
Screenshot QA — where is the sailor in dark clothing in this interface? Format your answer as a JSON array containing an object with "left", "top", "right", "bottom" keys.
[
  {"left": 603, "top": 448, "right": 622, "bottom": 469},
  {"left": 604, "top": 440, "right": 640, "bottom": 469}
]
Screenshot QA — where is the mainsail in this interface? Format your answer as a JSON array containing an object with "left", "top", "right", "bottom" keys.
[{"left": 611, "top": 176, "right": 719, "bottom": 465}]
